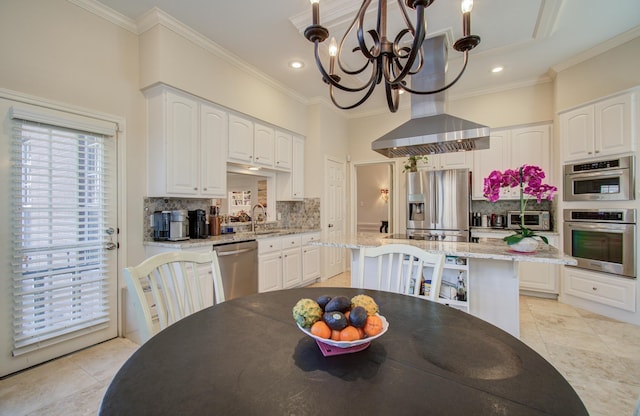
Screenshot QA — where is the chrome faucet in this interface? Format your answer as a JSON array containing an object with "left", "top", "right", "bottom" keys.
[{"left": 251, "top": 203, "right": 266, "bottom": 233}]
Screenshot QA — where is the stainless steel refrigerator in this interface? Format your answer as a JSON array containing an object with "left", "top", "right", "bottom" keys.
[{"left": 406, "top": 169, "right": 470, "bottom": 242}]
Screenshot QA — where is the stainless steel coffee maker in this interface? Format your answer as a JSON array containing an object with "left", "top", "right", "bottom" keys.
[{"left": 168, "top": 210, "right": 189, "bottom": 241}]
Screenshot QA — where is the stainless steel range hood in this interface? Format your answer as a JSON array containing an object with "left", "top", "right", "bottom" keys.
[{"left": 371, "top": 35, "right": 490, "bottom": 158}]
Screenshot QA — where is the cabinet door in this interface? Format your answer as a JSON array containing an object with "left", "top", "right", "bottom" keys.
[
  {"left": 438, "top": 152, "right": 472, "bottom": 170},
  {"left": 511, "top": 125, "right": 550, "bottom": 172},
  {"left": 258, "top": 251, "right": 282, "bottom": 292},
  {"left": 595, "top": 93, "right": 633, "bottom": 157},
  {"left": 291, "top": 136, "right": 305, "bottom": 200},
  {"left": 561, "top": 106, "right": 595, "bottom": 162},
  {"left": 302, "top": 246, "right": 321, "bottom": 283},
  {"left": 228, "top": 114, "right": 254, "bottom": 163},
  {"left": 472, "top": 130, "right": 510, "bottom": 199},
  {"left": 282, "top": 247, "right": 302, "bottom": 288},
  {"left": 200, "top": 103, "right": 227, "bottom": 198},
  {"left": 519, "top": 262, "right": 558, "bottom": 294},
  {"left": 254, "top": 122, "right": 275, "bottom": 167},
  {"left": 166, "top": 92, "right": 199, "bottom": 195},
  {"left": 275, "top": 130, "right": 292, "bottom": 171}
]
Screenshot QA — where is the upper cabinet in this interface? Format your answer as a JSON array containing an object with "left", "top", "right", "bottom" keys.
[
  {"left": 472, "top": 123, "right": 551, "bottom": 200},
  {"left": 422, "top": 151, "right": 472, "bottom": 171},
  {"left": 253, "top": 122, "right": 275, "bottom": 168},
  {"left": 277, "top": 135, "right": 305, "bottom": 201},
  {"left": 227, "top": 114, "right": 254, "bottom": 164},
  {"left": 275, "top": 130, "right": 293, "bottom": 171},
  {"left": 560, "top": 90, "right": 637, "bottom": 163},
  {"left": 146, "top": 85, "right": 227, "bottom": 198}
]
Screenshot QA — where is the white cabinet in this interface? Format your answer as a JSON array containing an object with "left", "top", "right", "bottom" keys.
[
  {"left": 200, "top": 104, "right": 228, "bottom": 197},
  {"left": 227, "top": 116, "right": 289, "bottom": 170},
  {"left": 281, "top": 236, "right": 302, "bottom": 288},
  {"left": 253, "top": 122, "right": 275, "bottom": 168},
  {"left": 227, "top": 114, "right": 254, "bottom": 164},
  {"left": 146, "top": 85, "right": 227, "bottom": 198},
  {"left": 472, "top": 123, "right": 551, "bottom": 200},
  {"left": 561, "top": 90, "right": 636, "bottom": 162},
  {"left": 258, "top": 235, "right": 307, "bottom": 291},
  {"left": 277, "top": 135, "right": 305, "bottom": 201},
  {"left": 302, "top": 233, "right": 321, "bottom": 284},
  {"left": 563, "top": 267, "right": 636, "bottom": 312},
  {"left": 258, "top": 238, "right": 282, "bottom": 293},
  {"left": 275, "top": 130, "right": 292, "bottom": 171},
  {"left": 422, "top": 152, "right": 472, "bottom": 171},
  {"left": 472, "top": 130, "right": 510, "bottom": 199}
]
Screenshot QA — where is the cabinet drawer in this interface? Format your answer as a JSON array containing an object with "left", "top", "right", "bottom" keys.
[
  {"left": 301, "top": 232, "right": 321, "bottom": 245},
  {"left": 563, "top": 267, "right": 636, "bottom": 312},
  {"left": 258, "top": 237, "right": 281, "bottom": 254},
  {"left": 281, "top": 235, "right": 301, "bottom": 248}
]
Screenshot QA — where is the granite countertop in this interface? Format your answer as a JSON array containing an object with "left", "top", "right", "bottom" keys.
[
  {"left": 309, "top": 232, "right": 576, "bottom": 265},
  {"left": 144, "top": 228, "right": 321, "bottom": 249}
]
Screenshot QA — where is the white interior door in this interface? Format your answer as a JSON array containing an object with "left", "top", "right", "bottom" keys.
[
  {"left": 0, "top": 97, "right": 119, "bottom": 377},
  {"left": 324, "top": 157, "right": 346, "bottom": 278}
]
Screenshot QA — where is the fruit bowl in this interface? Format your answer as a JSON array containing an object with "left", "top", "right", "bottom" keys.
[{"left": 296, "top": 314, "right": 389, "bottom": 349}]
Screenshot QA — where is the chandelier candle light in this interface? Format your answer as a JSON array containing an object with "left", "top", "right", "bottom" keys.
[
  {"left": 304, "top": 0, "right": 481, "bottom": 112},
  {"left": 483, "top": 165, "right": 558, "bottom": 252}
]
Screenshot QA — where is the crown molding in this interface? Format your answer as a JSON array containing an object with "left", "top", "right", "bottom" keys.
[
  {"left": 552, "top": 25, "right": 640, "bottom": 73},
  {"left": 290, "top": 0, "right": 365, "bottom": 34},
  {"left": 68, "top": 1, "right": 309, "bottom": 106},
  {"left": 67, "top": 0, "right": 138, "bottom": 33}
]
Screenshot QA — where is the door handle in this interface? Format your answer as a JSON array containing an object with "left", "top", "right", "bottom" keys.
[
  {"left": 216, "top": 248, "right": 254, "bottom": 256},
  {"left": 328, "top": 224, "right": 334, "bottom": 228}
]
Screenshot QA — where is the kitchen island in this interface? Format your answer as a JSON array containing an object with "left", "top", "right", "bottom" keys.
[{"left": 310, "top": 233, "right": 577, "bottom": 337}]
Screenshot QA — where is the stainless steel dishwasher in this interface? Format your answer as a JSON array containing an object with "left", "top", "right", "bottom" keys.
[{"left": 213, "top": 240, "right": 258, "bottom": 300}]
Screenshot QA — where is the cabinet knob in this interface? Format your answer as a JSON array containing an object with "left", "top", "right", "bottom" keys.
[
  {"left": 256, "top": 157, "right": 259, "bottom": 160},
  {"left": 592, "top": 287, "right": 598, "bottom": 291},
  {"left": 595, "top": 150, "right": 600, "bottom": 153},
  {"left": 194, "top": 187, "right": 198, "bottom": 191},
  {"left": 276, "top": 161, "right": 280, "bottom": 164},
  {"left": 203, "top": 188, "right": 207, "bottom": 191}
]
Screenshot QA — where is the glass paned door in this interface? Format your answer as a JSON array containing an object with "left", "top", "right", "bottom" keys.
[{"left": 0, "top": 100, "right": 118, "bottom": 377}]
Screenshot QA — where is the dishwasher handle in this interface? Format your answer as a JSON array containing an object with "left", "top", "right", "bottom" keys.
[{"left": 215, "top": 247, "right": 255, "bottom": 257}]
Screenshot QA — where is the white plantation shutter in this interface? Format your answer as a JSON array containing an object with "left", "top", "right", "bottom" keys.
[{"left": 10, "top": 112, "right": 116, "bottom": 355}]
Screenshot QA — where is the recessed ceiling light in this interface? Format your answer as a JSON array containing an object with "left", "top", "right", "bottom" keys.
[
  {"left": 289, "top": 60, "right": 304, "bottom": 69},
  {"left": 491, "top": 66, "right": 504, "bottom": 73},
  {"left": 248, "top": 167, "right": 260, "bottom": 171}
]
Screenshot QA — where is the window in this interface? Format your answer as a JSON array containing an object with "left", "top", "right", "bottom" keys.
[{"left": 10, "top": 117, "right": 115, "bottom": 355}]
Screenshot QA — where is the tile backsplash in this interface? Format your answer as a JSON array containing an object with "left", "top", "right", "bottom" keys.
[{"left": 143, "top": 197, "right": 320, "bottom": 240}]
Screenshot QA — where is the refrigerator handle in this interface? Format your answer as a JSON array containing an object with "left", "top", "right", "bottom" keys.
[{"left": 431, "top": 172, "right": 437, "bottom": 226}]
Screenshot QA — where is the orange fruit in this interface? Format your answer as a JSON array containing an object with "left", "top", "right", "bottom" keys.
[
  {"left": 339, "top": 326, "right": 361, "bottom": 341},
  {"left": 364, "top": 315, "right": 383, "bottom": 337},
  {"left": 310, "top": 321, "right": 331, "bottom": 339},
  {"left": 356, "top": 327, "right": 365, "bottom": 339},
  {"left": 330, "top": 329, "right": 341, "bottom": 341}
]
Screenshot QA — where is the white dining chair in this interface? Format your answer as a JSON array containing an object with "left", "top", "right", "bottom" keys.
[
  {"left": 124, "top": 250, "right": 225, "bottom": 344},
  {"left": 356, "top": 244, "right": 445, "bottom": 301}
]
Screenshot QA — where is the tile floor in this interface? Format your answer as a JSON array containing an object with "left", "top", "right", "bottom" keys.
[{"left": 1, "top": 272, "right": 639, "bottom": 416}]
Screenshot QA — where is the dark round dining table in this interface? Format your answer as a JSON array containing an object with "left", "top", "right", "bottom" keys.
[{"left": 100, "top": 287, "right": 588, "bottom": 415}]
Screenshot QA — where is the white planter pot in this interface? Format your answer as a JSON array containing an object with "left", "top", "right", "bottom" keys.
[{"left": 508, "top": 237, "right": 539, "bottom": 253}]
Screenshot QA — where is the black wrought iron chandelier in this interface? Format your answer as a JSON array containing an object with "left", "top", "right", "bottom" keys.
[{"left": 304, "top": 0, "right": 480, "bottom": 112}]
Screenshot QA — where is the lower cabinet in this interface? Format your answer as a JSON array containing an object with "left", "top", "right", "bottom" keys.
[
  {"left": 302, "top": 233, "right": 321, "bottom": 284},
  {"left": 563, "top": 267, "right": 636, "bottom": 312},
  {"left": 258, "top": 232, "right": 321, "bottom": 292}
]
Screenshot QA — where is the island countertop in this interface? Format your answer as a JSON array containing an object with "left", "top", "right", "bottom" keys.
[{"left": 310, "top": 232, "right": 577, "bottom": 266}]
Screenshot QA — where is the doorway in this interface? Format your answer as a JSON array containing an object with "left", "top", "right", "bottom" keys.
[
  {"left": 0, "top": 95, "right": 121, "bottom": 377},
  {"left": 352, "top": 161, "right": 396, "bottom": 235}
]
